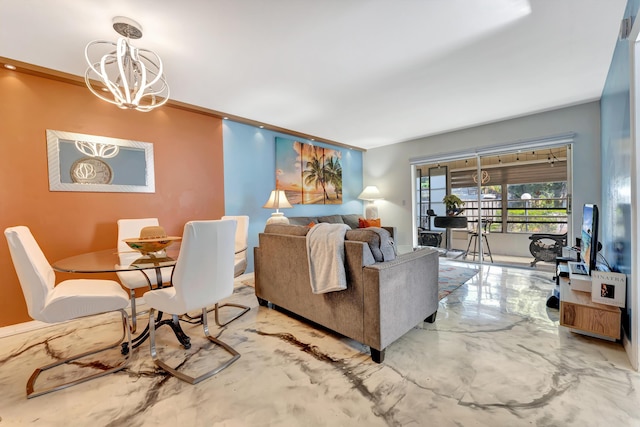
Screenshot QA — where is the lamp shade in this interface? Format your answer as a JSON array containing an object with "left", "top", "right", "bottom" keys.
[
  {"left": 263, "top": 190, "right": 293, "bottom": 209},
  {"left": 263, "top": 190, "right": 292, "bottom": 225},
  {"left": 357, "top": 186, "right": 383, "bottom": 201}
]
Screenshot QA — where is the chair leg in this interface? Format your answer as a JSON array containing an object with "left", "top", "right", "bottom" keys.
[
  {"left": 149, "top": 307, "right": 240, "bottom": 385},
  {"left": 129, "top": 288, "right": 137, "bottom": 333},
  {"left": 181, "top": 302, "right": 250, "bottom": 326},
  {"left": 214, "top": 302, "right": 250, "bottom": 327},
  {"left": 466, "top": 234, "right": 479, "bottom": 261},
  {"left": 180, "top": 308, "right": 211, "bottom": 324},
  {"left": 465, "top": 234, "right": 474, "bottom": 259},
  {"left": 27, "top": 309, "right": 132, "bottom": 399},
  {"left": 483, "top": 235, "right": 494, "bottom": 263}
]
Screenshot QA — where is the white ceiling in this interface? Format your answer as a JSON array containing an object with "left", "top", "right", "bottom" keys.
[{"left": 0, "top": 0, "right": 628, "bottom": 150}]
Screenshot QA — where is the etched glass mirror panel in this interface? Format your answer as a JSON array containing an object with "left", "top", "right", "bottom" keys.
[{"left": 46, "top": 129, "right": 155, "bottom": 193}]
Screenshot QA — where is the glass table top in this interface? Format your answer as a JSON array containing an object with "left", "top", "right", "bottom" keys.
[{"left": 52, "top": 243, "right": 180, "bottom": 273}]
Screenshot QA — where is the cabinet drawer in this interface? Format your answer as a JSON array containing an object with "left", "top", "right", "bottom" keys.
[{"left": 560, "top": 301, "right": 621, "bottom": 340}]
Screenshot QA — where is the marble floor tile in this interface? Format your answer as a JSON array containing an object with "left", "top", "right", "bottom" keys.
[{"left": 0, "top": 264, "right": 639, "bottom": 426}]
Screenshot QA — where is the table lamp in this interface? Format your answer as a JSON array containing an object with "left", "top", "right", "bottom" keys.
[
  {"left": 263, "top": 190, "right": 293, "bottom": 224},
  {"left": 358, "top": 186, "right": 383, "bottom": 220}
]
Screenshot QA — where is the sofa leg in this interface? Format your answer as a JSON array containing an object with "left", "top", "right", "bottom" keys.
[
  {"left": 425, "top": 311, "right": 437, "bottom": 323},
  {"left": 256, "top": 297, "right": 268, "bottom": 307},
  {"left": 371, "top": 348, "right": 385, "bottom": 363}
]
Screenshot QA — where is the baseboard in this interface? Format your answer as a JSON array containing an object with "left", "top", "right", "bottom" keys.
[
  {"left": 0, "top": 275, "right": 253, "bottom": 339},
  {"left": 0, "top": 297, "right": 147, "bottom": 339},
  {"left": 0, "top": 319, "right": 52, "bottom": 338}
]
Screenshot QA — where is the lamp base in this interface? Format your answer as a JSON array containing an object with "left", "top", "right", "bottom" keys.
[
  {"left": 266, "top": 212, "right": 290, "bottom": 225},
  {"left": 365, "top": 204, "right": 379, "bottom": 220}
]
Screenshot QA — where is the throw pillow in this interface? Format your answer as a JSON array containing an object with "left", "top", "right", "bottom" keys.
[
  {"left": 345, "top": 227, "right": 396, "bottom": 262},
  {"left": 358, "top": 218, "right": 381, "bottom": 228}
]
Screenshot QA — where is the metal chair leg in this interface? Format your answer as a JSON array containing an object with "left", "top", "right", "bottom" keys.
[
  {"left": 465, "top": 234, "right": 474, "bottom": 259},
  {"left": 214, "top": 302, "right": 250, "bottom": 327},
  {"left": 149, "top": 307, "right": 240, "bottom": 384},
  {"left": 27, "top": 309, "right": 132, "bottom": 398},
  {"left": 466, "top": 233, "right": 479, "bottom": 261},
  {"left": 483, "top": 234, "right": 494, "bottom": 263},
  {"left": 129, "top": 288, "right": 138, "bottom": 333},
  {"left": 181, "top": 302, "right": 250, "bottom": 326}
]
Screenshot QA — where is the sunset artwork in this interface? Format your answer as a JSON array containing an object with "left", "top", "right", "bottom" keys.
[{"left": 275, "top": 137, "right": 342, "bottom": 205}]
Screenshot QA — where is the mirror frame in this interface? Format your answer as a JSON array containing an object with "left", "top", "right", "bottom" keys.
[{"left": 46, "top": 129, "right": 155, "bottom": 193}]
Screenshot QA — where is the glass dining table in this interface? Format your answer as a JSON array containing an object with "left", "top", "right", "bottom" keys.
[{"left": 52, "top": 244, "right": 190, "bottom": 354}]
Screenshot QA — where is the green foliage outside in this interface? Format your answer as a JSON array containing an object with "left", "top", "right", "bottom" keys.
[{"left": 453, "top": 181, "right": 568, "bottom": 234}]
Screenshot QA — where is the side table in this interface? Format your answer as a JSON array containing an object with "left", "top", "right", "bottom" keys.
[
  {"left": 434, "top": 216, "right": 468, "bottom": 257},
  {"left": 557, "top": 259, "right": 621, "bottom": 340}
]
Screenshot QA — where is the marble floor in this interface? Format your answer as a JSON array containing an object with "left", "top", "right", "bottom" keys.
[{"left": 1, "top": 262, "right": 639, "bottom": 426}]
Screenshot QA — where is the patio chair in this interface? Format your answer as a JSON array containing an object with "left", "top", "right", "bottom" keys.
[{"left": 528, "top": 232, "right": 567, "bottom": 267}]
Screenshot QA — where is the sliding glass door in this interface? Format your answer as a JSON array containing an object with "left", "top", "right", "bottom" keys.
[{"left": 413, "top": 143, "right": 572, "bottom": 270}]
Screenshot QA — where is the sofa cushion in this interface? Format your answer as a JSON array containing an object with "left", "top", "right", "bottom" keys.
[
  {"left": 317, "top": 215, "right": 345, "bottom": 225},
  {"left": 359, "top": 218, "right": 381, "bottom": 228},
  {"left": 341, "top": 214, "right": 361, "bottom": 229},
  {"left": 264, "top": 224, "right": 310, "bottom": 236},
  {"left": 288, "top": 216, "right": 319, "bottom": 226},
  {"left": 345, "top": 227, "right": 396, "bottom": 262}
]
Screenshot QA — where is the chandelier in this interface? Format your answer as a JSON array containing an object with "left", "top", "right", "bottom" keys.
[{"left": 84, "top": 17, "right": 169, "bottom": 112}]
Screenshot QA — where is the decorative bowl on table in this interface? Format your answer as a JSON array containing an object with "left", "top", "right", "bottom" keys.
[{"left": 123, "top": 225, "right": 181, "bottom": 255}]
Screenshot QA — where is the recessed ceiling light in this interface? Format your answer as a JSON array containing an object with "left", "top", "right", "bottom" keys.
[
  {"left": 259, "top": 125, "right": 264, "bottom": 128},
  {"left": 223, "top": 117, "right": 229, "bottom": 120},
  {"left": 4, "top": 64, "right": 16, "bottom": 70}
]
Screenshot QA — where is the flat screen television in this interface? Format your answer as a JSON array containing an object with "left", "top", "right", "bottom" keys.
[{"left": 580, "top": 203, "right": 599, "bottom": 273}]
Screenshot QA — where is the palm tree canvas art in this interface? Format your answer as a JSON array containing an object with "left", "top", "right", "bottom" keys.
[{"left": 275, "top": 137, "right": 342, "bottom": 204}]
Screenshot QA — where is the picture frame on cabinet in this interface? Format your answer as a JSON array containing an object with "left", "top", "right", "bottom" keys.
[{"left": 591, "top": 271, "right": 626, "bottom": 307}]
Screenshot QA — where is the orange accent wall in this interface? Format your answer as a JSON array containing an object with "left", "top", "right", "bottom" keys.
[{"left": 0, "top": 68, "right": 225, "bottom": 327}]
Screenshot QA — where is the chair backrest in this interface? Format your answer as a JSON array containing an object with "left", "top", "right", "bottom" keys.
[
  {"left": 170, "top": 220, "right": 237, "bottom": 313},
  {"left": 4, "top": 226, "right": 54, "bottom": 321},
  {"left": 117, "top": 218, "right": 159, "bottom": 253},
  {"left": 221, "top": 215, "right": 249, "bottom": 262}
]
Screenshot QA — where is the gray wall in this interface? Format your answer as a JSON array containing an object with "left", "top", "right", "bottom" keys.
[{"left": 364, "top": 101, "right": 602, "bottom": 248}]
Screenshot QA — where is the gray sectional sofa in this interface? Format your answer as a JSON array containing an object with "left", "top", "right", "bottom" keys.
[
  {"left": 253, "top": 222, "right": 439, "bottom": 363},
  {"left": 287, "top": 213, "right": 396, "bottom": 240}
]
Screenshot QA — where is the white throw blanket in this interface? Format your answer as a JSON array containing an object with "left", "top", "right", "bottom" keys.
[{"left": 306, "top": 223, "right": 350, "bottom": 294}]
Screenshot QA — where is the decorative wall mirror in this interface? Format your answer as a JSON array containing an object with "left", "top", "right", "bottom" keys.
[{"left": 46, "top": 129, "right": 155, "bottom": 193}]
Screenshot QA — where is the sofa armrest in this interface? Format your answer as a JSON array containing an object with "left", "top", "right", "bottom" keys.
[{"left": 362, "top": 248, "right": 439, "bottom": 351}]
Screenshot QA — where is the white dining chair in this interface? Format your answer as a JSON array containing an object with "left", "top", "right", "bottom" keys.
[
  {"left": 116, "top": 218, "right": 174, "bottom": 333},
  {"left": 4, "top": 226, "right": 132, "bottom": 398},
  {"left": 182, "top": 215, "right": 250, "bottom": 326},
  {"left": 144, "top": 220, "right": 240, "bottom": 384},
  {"left": 222, "top": 215, "right": 249, "bottom": 277},
  {"left": 216, "top": 215, "right": 251, "bottom": 325}
]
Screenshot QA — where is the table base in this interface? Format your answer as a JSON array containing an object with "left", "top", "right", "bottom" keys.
[{"left": 122, "top": 312, "right": 191, "bottom": 354}]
